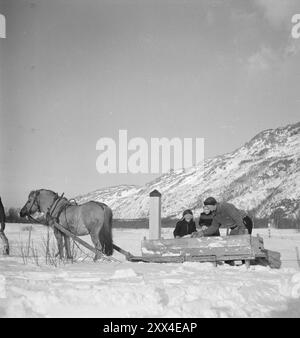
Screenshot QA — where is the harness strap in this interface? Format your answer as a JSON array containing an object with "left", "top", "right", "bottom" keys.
[
  {"left": 48, "top": 193, "right": 64, "bottom": 217},
  {"left": 27, "top": 214, "right": 42, "bottom": 224},
  {"left": 55, "top": 202, "right": 70, "bottom": 223}
]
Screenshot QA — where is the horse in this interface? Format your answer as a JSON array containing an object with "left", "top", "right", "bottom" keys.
[
  {"left": 0, "top": 197, "right": 9, "bottom": 255},
  {"left": 20, "top": 189, "right": 113, "bottom": 261}
]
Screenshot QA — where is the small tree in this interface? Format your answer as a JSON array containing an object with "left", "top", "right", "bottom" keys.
[
  {"left": 6, "top": 207, "right": 29, "bottom": 223},
  {"left": 8, "top": 207, "right": 20, "bottom": 222}
]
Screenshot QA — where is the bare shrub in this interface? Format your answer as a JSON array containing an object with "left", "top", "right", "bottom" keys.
[{"left": 19, "top": 227, "right": 39, "bottom": 266}]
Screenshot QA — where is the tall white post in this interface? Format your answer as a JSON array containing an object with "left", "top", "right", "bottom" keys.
[{"left": 149, "top": 189, "right": 161, "bottom": 240}]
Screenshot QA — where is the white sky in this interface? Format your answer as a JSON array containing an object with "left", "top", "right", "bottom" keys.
[{"left": 0, "top": 0, "right": 299, "bottom": 207}]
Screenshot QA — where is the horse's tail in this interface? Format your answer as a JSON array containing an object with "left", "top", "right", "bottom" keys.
[{"left": 99, "top": 206, "right": 113, "bottom": 256}]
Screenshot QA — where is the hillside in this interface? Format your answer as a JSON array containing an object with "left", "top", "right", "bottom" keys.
[{"left": 76, "top": 122, "right": 300, "bottom": 219}]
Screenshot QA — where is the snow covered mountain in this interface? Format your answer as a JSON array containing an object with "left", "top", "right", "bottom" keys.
[{"left": 76, "top": 122, "right": 300, "bottom": 219}]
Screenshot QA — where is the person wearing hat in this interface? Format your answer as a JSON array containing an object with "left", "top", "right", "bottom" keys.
[
  {"left": 192, "top": 197, "right": 252, "bottom": 237},
  {"left": 198, "top": 205, "right": 220, "bottom": 236},
  {"left": 173, "top": 209, "right": 196, "bottom": 238}
]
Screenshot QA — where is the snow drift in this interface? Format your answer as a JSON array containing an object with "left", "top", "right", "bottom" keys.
[{"left": 1, "top": 224, "right": 300, "bottom": 318}]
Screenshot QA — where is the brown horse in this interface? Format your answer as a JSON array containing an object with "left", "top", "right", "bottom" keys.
[
  {"left": 20, "top": 189, "right": 113, "bottom": 260},
  {"left": 0, "top": 197, "right": 9, "bottom": 255}
]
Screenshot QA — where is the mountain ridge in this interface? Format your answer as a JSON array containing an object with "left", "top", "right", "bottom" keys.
[{"left": 76, "top": 121, "right": 300, "bottom": 220}]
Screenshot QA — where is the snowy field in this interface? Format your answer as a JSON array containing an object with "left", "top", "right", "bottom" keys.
[{"left": 1, "top": 223, "right": 300, "bottom": 318}]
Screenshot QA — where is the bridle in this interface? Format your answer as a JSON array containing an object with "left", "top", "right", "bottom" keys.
[
  {"left": 25, "top": 191, "right": 42, "bottom": 224},
  {"left": 25, "top": 190, "right": 64, "bottom": 224},
  {"left": 47, "top": 192, "right": 65, "bottom": 218},
  {"left": 27, "top": 191, "right": 41, "bottom": 215}
]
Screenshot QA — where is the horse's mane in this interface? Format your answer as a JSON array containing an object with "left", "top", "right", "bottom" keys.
[{"left": 38, "top": 189, "right": 57, "bottom": 195}]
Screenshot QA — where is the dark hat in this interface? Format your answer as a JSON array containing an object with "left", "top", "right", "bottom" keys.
[
  {"left": 183, "top": 209, "right": 193, "bottom": 217},
  {"left": 203, "top": 197, "right": 217, "bottom": 206}
]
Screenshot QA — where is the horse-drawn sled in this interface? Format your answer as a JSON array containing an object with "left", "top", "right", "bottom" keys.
[
  {"left": 15, "top": 189, "right": 281, "bottom": 269},
  {"left": 47, "top": 216, "right": 280, "bottom": 268}
]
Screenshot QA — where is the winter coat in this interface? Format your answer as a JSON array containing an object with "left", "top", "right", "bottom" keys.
[
  {"left": 173, "top": 219, "right": 196, "bottom": 238},
  {"left": 203, "top": 202, "right": 247, "bottom": 236},
  {"left": 199, "top": 212, "right": 220, "bottom": 236},
  {"left": 199, "top": 212, "right": 213, "bottom": 227}
]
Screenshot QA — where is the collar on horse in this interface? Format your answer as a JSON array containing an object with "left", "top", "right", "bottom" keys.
[
  {"left": 27, "top": 191, "right": 73, "bottom": 225},
  {"left": 47, "top": 193, "right": 78, "bottom": 224},
  {"left": 47, "top": 192, "right": 74, "bottom": 224},
  {"left": 48, "top": 192, "right": 64, "bottom": 217}
]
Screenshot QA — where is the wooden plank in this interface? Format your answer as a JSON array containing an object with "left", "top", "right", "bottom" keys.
[
  {"left": 250, "top": 235, "right": 266, "bottom": 257},
  {"left": 127, "top": 254, "right": 218, "bottom": 264},
  {"left": 142, "top": 235, "right": 254, "bottom": 257},
  {"left": 128, "top": 253, "right": 256, "bottom": 264},
  {"left": 134, "top": 235, "right": 279, "bottom": 267},
  {"left": 142, "top": 235, "right": 252, "bottom": 249},
  {"left": 263, "top": 249, "right": 281, "bottom": 269},
  {"left": 141, "top": 235, "right": 268, "bottom": 263}
]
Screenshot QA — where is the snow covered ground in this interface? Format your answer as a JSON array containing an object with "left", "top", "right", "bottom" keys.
[{"left": 0, "top": 223, "right": 300, "bottom": 318}]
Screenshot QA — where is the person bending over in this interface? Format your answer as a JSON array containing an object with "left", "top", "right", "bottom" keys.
[{"left": 192, "top": 197, "right": 253, "bottom": 237}]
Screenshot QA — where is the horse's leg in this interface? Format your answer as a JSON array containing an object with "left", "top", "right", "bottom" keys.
[
  {"left": 53, "top": 228, "right": 64, "bottom": 259},
  {"left": 63, "top": 235, "right": 73, "bottom": 260},
  {"left": 0, "top": 230, "right": 9, "bottom": 255},
  {"left": 90, "top": 229, "right": 102, "bottom": 261}
]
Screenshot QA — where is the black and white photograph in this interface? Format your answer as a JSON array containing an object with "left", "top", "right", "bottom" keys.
[{"left": 0, "top": 0, "right": 300, "bottom": 319}]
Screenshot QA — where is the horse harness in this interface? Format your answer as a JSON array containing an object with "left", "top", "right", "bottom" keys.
[
  {"left": 26, "top": 190, "right": 77, "bottom": 226},
  {"left": 47, "top": 193, "right": 78, "bottom": 225}
]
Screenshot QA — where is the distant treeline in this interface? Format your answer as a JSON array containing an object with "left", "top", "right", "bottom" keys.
[
  {"left": 113, "top": 216, "right": 300, "bottom": 230},
  {"left": 5, "top": 208, "right": 30, "bottom": 223},
  {"left": 5, "top": 207, "right": 300, "bottom": 230},
  {"left": 5, "top": 207, "right": 45, "bottom": 224}
]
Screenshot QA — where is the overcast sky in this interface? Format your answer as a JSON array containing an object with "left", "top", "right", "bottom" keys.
[{"left": 0, "top": 0, "right": 299, "bottom": 207}]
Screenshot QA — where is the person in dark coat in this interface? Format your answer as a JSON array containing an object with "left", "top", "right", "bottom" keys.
[
  {"left": 192, "top": 197, "right": 253, "bottom": 237},
  {"left": 199, "top": 205, "right": 220, "bottom": 236},
  {"left": 173, "top": 209, "right": 196, "bottom": 238}
]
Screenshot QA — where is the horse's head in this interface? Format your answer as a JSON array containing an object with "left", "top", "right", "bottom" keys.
[
  {"left": 20, "top": 189, "right": 57, "bottom": 218},
  {"left": 20, "top": 190, "right": 41, "bottom": 217}
]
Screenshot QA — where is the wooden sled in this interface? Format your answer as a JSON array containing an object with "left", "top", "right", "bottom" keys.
[{"left": 138, "top": 234, "right": 281, "bottom": 269}]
